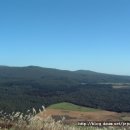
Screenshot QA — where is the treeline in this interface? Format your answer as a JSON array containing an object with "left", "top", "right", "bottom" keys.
[
  {"left": 65, "top": 84, "right": 130, "bottom": 112},
  {"left": 0, "top": 81, "right": 130, "bottom": 113}
]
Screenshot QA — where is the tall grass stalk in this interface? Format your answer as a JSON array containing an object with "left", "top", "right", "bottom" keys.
[{"left": 0, "top": 107, "right": 129, "bottom": 130}]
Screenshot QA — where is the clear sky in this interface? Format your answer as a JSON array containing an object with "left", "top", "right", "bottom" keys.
[{"left": 0, "top": 0, "right": 130, "bottom": 75}]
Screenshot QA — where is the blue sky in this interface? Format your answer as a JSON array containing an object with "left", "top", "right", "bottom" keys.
[{"left": 0, "top": 0, "right": 130, "bottom": 75}]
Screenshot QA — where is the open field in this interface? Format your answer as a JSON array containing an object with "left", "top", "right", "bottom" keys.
[
  {"left": 0, "top": 108, "right": 128, "bottom": 130},
  {"left": 38, "top": 108, "right": 120, "bottom": 124},
  {"left": 38, "top": 102, "right": 130, "bottom": 125},
  {"left": 113, "top": 85, "right": 130, "bottom": 89},
  {"left": 111, "top": 83, "right": 130, "bottom": 89},
  {"left": 0, "top": 103, "right": 130, "bottom": 130},
  {"left": 48, "top": 102, "right": 101, "bottom": 112}
]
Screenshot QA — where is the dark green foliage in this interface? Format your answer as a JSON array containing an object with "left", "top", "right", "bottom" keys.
[
  {"left": 0, "top": 66, "right": 130, "bottom": 113},
  {"left": 65, "top": 84, "right": 130, "bottom": 112},
  {"left": 0, "top": 66, "right": 130, "bottom": 83},
  {"left": 0, "top": 81, "right": 130, "bottom": 113}
]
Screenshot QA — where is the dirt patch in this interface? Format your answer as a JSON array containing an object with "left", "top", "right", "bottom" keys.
[{"left": 38, "top": 108, "right": 124, "bottom": 124}]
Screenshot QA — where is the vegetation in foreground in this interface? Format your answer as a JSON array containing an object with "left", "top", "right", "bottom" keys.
[{"left": 0, "top": 107, "right": 129, "bottom": 130}]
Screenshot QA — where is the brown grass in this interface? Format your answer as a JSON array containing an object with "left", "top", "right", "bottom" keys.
[
  {"left": 0, "top": 107, "right": 130, "bottom": 130},
  {"left": 38, "top": 108, "right": 121, "bottom": 125}
]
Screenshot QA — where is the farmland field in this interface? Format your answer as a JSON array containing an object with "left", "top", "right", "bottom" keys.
[
  {"left": 38, "top": 102, "right": 130, "bottom": 125},
  {"left": 48, "top": 102, "right": 101, "bottom": 112}
]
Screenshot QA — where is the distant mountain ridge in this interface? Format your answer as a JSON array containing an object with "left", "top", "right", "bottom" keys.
[
  {"left": 0, "top": 65, "right": 130, "bottom": 83},
  {"left": 0, "top": 65, "right": 130, "bottom": 113}
]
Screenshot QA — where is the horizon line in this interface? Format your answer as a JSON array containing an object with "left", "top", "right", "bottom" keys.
[{"left": 0, "top": 64, "right": 130, "bottom": 77}]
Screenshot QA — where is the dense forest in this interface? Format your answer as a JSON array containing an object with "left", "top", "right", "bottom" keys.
[
  {"left": 0, "top": 80, "right": 130, "bottom": 113},
  {"left": 0, "top": 66, "right": 130, "bottom": 113}
]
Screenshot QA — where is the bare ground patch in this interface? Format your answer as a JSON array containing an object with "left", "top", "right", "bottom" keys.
[{"left": 38, "top": 108, "right": 124, "bottom": 125}]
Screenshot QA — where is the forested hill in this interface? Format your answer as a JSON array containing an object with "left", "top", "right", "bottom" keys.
[
  {"left": 0, "top": 65, "right": 130, "bottom": 113},
  {"left": 0, "top": 65, "right": 130, "bottom": 84}
]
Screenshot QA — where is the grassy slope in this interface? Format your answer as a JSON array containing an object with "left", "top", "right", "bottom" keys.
[{"left": 48, "top": 102, "right": 101, "bottom": 112}]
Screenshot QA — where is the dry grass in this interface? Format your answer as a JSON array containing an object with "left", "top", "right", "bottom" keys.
[
  {"left": 38, "top": 108, "right": 120, "bottom": 124},
  {"left": 0, "top": 107, "right": 129, "bottom": 130}
]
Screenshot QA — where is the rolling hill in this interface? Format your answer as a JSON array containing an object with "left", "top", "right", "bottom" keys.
[
  {"left": 38, "top": 102, "right": 129, "bottom": 123},
  {"left": 0, "top": 65, "right": 130, "bottom": 113},
  {"left": 0, "top": 65, "right": 130, "bottom": 84},
  {"left": 48, "top": 102, "right": 101, "bottom": 112}
]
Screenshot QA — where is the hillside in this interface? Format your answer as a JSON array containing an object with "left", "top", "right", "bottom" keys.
[
  {"left": 38, "top": 102, "right": 128, "bottom": 123},
  {"left": 48, "top": 102, "right": 101, "bottom": 112},
  {"left": 0, "top": 66, "right": 130, "bottom": 84},
  {"left": 0, "top": 66, "right": 130, "bottom": 113}
]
